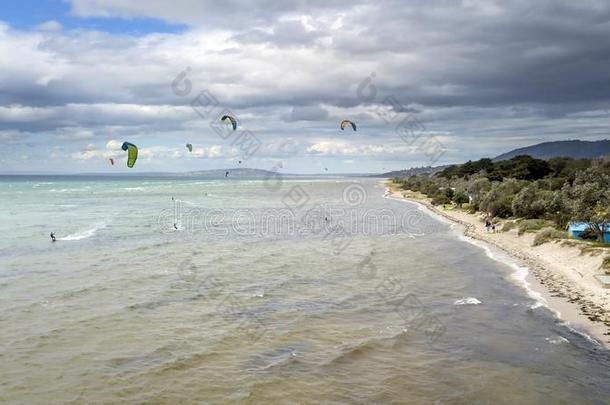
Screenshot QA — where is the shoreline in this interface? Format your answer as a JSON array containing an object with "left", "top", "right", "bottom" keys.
[{"left": 384, "top": 181, "right": 610, "bottom": 349}]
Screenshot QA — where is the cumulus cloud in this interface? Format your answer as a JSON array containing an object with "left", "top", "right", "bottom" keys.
[
  {"left": 2, "top": 0, "right": 610, "bottom": 172},
  {"left": 305, "top": 140, "right": 417, "bottom": 157},
  {"left": 284, "top": 105, "right": 329, "bottom": 122},
  {"left": 106, "top": 139, "right": 123, "bottom": 151}
]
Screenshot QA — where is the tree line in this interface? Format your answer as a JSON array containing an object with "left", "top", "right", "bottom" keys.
[{"left": 393, "top": 155, "right": 610, "bottom": 242}]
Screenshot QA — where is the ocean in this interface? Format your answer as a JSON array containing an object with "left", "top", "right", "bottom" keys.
[{"left": 1, "top": 176, "right": 609, "bottom": 404}]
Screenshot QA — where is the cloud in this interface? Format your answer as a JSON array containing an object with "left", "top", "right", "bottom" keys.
[
  {"left": 106, "top": 139, "right": 123, "bottom": 151},
  {"left": 0, "top": 130, "right": 27, "bottom": 144},
  {"left": 3, "top": 0, "right": 610, "bottom": 172},
  {"left": 35, "top": 21, "right": 63, "bottom": 32},
  {"left": 55, "top": 127, "right": 95, "bottom": 141},
  {"left": 67, "top": 0, "right": 357, "bottom": 27},
  {"left": 233, "top": 19, "right": 326, "bottom": 48},
  {"left": 284, "top": 105, "right": 329, "bottom": 122},
  {"left": 305, "top": 140, "right": 417, "bottom": 157}
]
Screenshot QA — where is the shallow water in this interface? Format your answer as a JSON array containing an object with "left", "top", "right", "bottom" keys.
[{"left": 1, "top": 176, "right": 609, "bottom": 404}]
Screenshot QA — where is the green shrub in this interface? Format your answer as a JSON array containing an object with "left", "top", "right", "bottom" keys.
[
  {"left": 517, "top": 219, "right": 556, "bottom": 236},
  {"left": 533, "top": 227, "right": 565, "bottom": 246},
  {"left": 431, "top": 194, "right": 451, "bottom": 206},
  {"left": 452, "top": 190, "right": 470, "bottom": 207},
  {"left": 490, "top": 195, "right": 514, "bottom": 218}
]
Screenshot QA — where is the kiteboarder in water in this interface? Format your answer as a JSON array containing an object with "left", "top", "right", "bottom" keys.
[
  {"left": 50, "top": 232, "right": 56, "bottom": 242},
  {"left": 225, "top": 171, "right": 229, "bottom": 177}
]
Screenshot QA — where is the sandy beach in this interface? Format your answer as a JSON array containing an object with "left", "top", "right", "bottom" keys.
[{"left": 386, "top": 181, "right": 610, "bottom": 348}]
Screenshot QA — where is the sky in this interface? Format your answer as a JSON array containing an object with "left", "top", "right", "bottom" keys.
[{"left": 1, "top": 0, "right": 610, "bottom": 174}]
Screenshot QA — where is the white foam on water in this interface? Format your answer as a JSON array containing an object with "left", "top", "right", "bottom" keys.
[
  {"left": 545, "top": 336, "right": 569, "bottom": 345},
  {"left": 454, "top": 228, "right": 549, "bottom": 311},
  {"left": 383, "top": 188, "right": 547, "bottom": 308},
  {"left": 557, "top": 321, "right": 603, "bottom": 347},
  {"left": 59, "top": 222, "right": 106, "bottom": 241},
  {"left": 454, "top": 297, "right": 482, "bottom": 305},
  {"left": 381, "top": 186, "right": 605, "bottom": 347}
]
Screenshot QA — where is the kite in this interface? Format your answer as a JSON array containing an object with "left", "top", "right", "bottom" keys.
[
  {"left": 221, "top": 115, "right": 237, "bottom": 131},
  {"left": 121, "top": 142, "right": 138, "bottom": 168},
  {"left": 186, "top": 143, "right": 193, "bottom": 152},
  {"left": 340, "top": 120, "right": 357, "bottom": 131}
]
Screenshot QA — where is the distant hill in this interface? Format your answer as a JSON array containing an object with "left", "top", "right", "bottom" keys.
[
  {"left": 370, "top": 165, "right": 450, "bottom": 178},
  {"left": 184, "top": 168, "right": 372, "bottom": 178},
  {"left": 184, "top": 168, "right": 279, "bottom": 178},
  {"left": 494, "top": 140, "right": 610, "bottom": 161}
]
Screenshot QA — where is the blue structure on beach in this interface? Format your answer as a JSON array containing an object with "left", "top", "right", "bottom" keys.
[{"left": 568, "top": 222, "right": 610, "bottom": 242}]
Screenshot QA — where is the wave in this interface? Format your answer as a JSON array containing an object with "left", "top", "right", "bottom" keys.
[
  {"left": 556, "top": 321, "right": 603, "bottom": 347},
  {"left": 322, "top": 330, "right": 415, "bottom": 368},
  {"left": 49, "top": 188, "right": 90, "bottom": 193},
  {"left": 453, "top": 226, "right": 549, "bottom": 312},
  {"left": 545, "top": 335, "right": 569, "bottom": 345},
  {"left": 244, "top": 343, "right": 311, "bottom": 373},
  {"left": 383, "top": 187, "right": 548, "bottom": 309},
  {"left": 381, "top": 187, "right": 609, "bottom": 347},
  {"left": 59, "top": 222, "right": 106, "bottom": 241},
  {"left": 454, "top": 297, "right": 482, "bottom": 305}
]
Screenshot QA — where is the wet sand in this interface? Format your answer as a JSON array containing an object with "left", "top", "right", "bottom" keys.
[{"left": 386, "top": 181, "right": 610, "bottom": 348}]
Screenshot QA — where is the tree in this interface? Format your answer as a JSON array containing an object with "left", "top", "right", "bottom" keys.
[
  {"left": 452, "top": 190, "right": 470, "bottom": 207},
  {"left": 479, "top": 179, "right": 525, "bottom": 218},
  {"left": 563, "top": 168, "right": 610, "bottom": 242},
  {"left": 466, "top": 176, "right": 491, "bottom": 210},
  {"left": 512, "top": 182, "right": 555, "bottom": 219}
]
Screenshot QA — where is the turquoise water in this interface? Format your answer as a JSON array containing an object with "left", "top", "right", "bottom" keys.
[{"left": 1, "top": 176, "right": 609, "bottom": 404}]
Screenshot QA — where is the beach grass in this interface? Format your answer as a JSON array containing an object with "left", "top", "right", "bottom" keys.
[
  {"left": 502, "top": 221, "right": 517, "bottom": 232},
  {"left": 533, "top": 227, "right": 566, "bottom": 246},
  {"left": 517, "top": 219, "right": 557, "bottom": 236}
]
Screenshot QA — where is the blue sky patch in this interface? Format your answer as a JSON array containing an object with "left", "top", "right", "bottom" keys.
[{"left": 1, "top": 0, "right": 186, "bottom": 34}]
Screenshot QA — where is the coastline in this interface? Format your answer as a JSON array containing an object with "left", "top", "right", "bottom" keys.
[{"left": 384, "top": 180, "right": 610, "bottom": 348}]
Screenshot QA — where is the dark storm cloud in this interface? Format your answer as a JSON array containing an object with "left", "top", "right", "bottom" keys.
[
  {"left": 7, "top": 0, "right": 610, "bottom": 112},
  {"left": 2, "top": 0, "right": 610, "bottom": 172}
]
